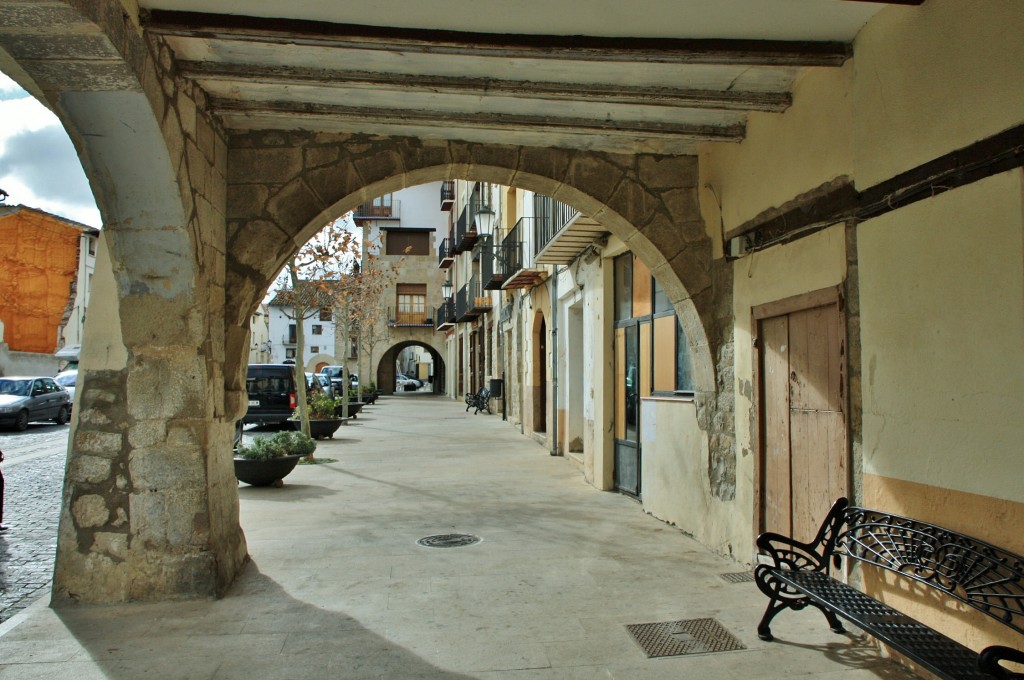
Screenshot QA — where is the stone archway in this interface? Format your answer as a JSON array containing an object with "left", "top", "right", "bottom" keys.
[
  {"left": 378, "top": 339, "right": 446, "bottom": 395},
  {"left": 0, "top": 2, "right": 249, "bottom": 603},
  {"left": 0, "top": 2, "right": 735, "bottom": 606}
]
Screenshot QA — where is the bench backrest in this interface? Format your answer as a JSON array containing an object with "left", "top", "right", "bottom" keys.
[{"left": 834, "top": 505, "right": 1024, "bottom": 635}]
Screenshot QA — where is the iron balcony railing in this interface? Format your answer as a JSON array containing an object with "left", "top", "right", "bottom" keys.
[
  {"left": 500, "top": 218, "right": 528, "bottom": 278},
  {"left": 455, "top": 283, "right": 470, "bottom": 321},
  {"left": 476, "top": 235, "right": 505, "bottom": 290},
  {"left": 388, "top": 306, "right": 434, "bottom": 327},
  {"left": 440, "top": 180, "right": 455, "bottom": 211},
  {"left": 353, "top": 198, "right": 400, "bottom": 220},
  {"left": 453, "top": 203, "right": 473, "bottom": 253},
  {"left": 436, "top": 298, "right": 455, "bottom": 329},
  {"left": 533, "top": 199, "right": 579, "bottom": 258},
  {"left": 437, "top": 236, "right": 454, "bottom": 268}
]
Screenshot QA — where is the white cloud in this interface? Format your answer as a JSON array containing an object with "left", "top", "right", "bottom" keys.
[{"left": 0, "top": 71, "right": 101, "bottom": 227}]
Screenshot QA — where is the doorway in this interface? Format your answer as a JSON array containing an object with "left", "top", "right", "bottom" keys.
[
  {"left": 755, "top": 287, "right": 849, "bottom": 541},
  {"left": 533, "top": 315, "right": 547, "bottom": 433}
]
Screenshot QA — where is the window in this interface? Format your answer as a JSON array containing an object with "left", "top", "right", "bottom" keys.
[
  {"left": 311, "top": 324, "right": 323, "bottom": 335},
  {"left": 319, "top": 307, "right": 332, "bottom": 321},
  {"left": 614, "top": 254, "right": 633, "bottom": 322},
  {"left": 287, "top": 323, "right": 297, "bottom": 343},
  {"left": 386, "top": 231, "right": 430, "bottom": 256},
  {"left": 396, "top": 283, "right": 427, "bottom": 324},
  {"left": 285, "top": 348, "right": 296, "bottom": 359},
  {"left": 349, "top": 336, "right": 358, "bottom": 359},
  {"left": 615, "top": 252, "right": 694, "bottom": 397},
  {"left": 310, "top": 346, "right": 320, "bottom": 354}
]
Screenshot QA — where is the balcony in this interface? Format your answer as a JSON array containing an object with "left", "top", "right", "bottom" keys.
[
  {"left": 437, "top": 235, "right": 455, "bottom": 269},
  {"left": 500, "top": 218, "right": 547, "bottom": 290},
  {"left": 389, "top": 307, "right": 434, "bottom": 328},
  {"left": 476, "top": 235, "right": 506, "bottom": 290},
  {"left": 353, "top": 198, "right": 401, "bottom": 221},
  {"left": 282, "top": 335, "right": 297, "bottom": 346},
  {"left": 533, "top": 200, "right": 606, "bottom": 265},
  {"left": 436, "top": 298, "right": 455, "bottom": 330},
  {"left": 454, "top": 276, "right": 492, "bottom": 322},
  {"left": 453, "top": 203, "right": 477, "bottom": 253},
  {"left": 439, "top": 180, "right": 455, "bottom": 211}
]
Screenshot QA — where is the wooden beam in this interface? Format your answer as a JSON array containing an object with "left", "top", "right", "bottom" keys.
[
  {"left": 728, "top": 124, "right": 1024, "bottom": 251},
  {"left": 143, "top": 10, "right": 850, "bottom": 67},
  {"left": 212, "top": 98, "right": 746, "bottom": 142},
  {"left": 182, "top": 61, "right": 793, "bottom": 113}
]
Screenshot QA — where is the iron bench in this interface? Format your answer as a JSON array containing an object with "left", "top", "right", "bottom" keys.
[
  {"left": 465, "top": 388, "right": 491, "bottom": 415},
  {"left": 754, "top": 497, "right": 1024, "bottom": 679}
]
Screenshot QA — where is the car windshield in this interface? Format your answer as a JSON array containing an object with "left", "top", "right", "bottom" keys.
[
  {"left": 56, "top": 374, "right": 77, "bottom": 387},
  {"left": 0, "top": 379, "right": 32, "bottom": 396}
]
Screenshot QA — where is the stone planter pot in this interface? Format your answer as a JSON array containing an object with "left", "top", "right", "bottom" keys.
[
  {"left": 334, "top": 401, "right": 364, "bottom": 418},
  {"left": 290, "top": 417, "right": 343, "bottom": 439},
  {"left": 234, "top": 454, "right": 304, "bottom": 487}
]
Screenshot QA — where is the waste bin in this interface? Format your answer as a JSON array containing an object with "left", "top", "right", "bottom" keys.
[{"left": 489, "top": 378, "right": 503, "bottom": 398}]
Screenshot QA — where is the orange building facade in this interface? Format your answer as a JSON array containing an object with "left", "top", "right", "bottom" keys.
[{"left": 0, "top": 206, "right": 92, "bottom": 354}]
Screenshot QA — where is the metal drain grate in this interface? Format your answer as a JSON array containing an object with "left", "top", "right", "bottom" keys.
[
  {"left": 719, "top": 571, "right": 755, "bottom": 584},
  {"left": 626, "top": 618, "right": 746, "bottom": 658},
  {"left": 416, "top": 533, "right": 482, "bottom": 548}
]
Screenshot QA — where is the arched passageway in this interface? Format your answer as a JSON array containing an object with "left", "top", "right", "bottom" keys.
[
  {"left": 378, "top": 340, "right": 446, "bottom": 395},
  {"left": 0, "top": 1, "right": 735, "bottom": 604}
]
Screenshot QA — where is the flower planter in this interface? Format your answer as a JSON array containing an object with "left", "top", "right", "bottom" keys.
[
  {"left": 234, "top": 454, "right": 304, "bottom": 487},
  {"left": 333, "top": 401, "right": 364, "bottom": 418},
  {"left": 290, "top": 417, "right": 343, "bottom": 439}
]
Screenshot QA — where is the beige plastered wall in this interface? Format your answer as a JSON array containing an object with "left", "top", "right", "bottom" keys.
[{"left": 690, "top": 0, "right": 1024, "bottom": 655}]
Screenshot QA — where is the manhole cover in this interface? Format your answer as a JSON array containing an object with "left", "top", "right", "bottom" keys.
[
  {"left": 626, "top": 618, "right": 746, "bottom": 658},
  {"left": 416, "top": 533, "right": 482, "bottom": 548},
  {"left": 719, "top": 571, "right": 755, "bottom": 584}
]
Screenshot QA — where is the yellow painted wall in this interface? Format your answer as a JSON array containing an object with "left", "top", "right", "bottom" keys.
[
  {"left": 0, "top": 209, "right": 82, "bottom": 354},
  {"left": 853, "top": 1, "right": 1024, "bottom": 186},
  {"left": 701, "top": 62, "right": 854, "bottom": 238},
  {"left": 858, "top": 170, "right": 1024, "bottom": 505}
]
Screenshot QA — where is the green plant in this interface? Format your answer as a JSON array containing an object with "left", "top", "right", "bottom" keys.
[
  {"left": 236, "top": 430, "right": 317, "bottom": 461},
  {"left": 306, "top": 392, "right": 340, "bottom": 419}
]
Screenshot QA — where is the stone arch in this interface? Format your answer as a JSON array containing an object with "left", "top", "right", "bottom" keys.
[
  {"left": 226, "top": 135, "right": 721, "bottom": 400},
  {"left": 377, "top": 338, "right": 446, "bottom": 394},
  {"left": 0, "top": 1, "right": 248, "bottom": 603}
]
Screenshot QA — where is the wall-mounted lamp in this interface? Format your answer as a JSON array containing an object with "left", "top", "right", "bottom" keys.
[{"left": 442, "top": 277, "right": 453, "bottom": 299}]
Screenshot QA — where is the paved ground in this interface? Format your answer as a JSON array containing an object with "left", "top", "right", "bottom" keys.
[
  {"left": 0, "top": 396, "right": 917, "bottom": 679},
  {"left": 0, "top": 424, "right": 67, "bottom": 624}
]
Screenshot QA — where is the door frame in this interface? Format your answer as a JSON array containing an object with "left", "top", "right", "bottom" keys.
[{"left": 751, "top": 285, "right": 850, "bottom": 538}]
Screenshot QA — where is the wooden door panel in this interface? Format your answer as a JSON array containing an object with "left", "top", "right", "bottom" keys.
[
  {"left": 790, "top": 409, "right": 847, "bottom": 542},
  {"left": 789, "top": 305, "right": 843, "bottom": 412},
  {"left": 761, "top": 315, "right": 791, "bottom": 535}
]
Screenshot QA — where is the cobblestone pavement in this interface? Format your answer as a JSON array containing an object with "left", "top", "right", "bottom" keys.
[{"left": 0, "top": 424, "right": 68, "bottom": 624}]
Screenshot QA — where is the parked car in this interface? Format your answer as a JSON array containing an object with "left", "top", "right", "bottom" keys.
[
  {"left": 319, "top": 365, "right": 358, "bottom": 392},
  {"left": 244, "top": 364, "right": 299, "bottom": 426},
  {"left": 0, "top": 376, "right": 72, "bottom": 430},
  {"left": 54, "top": 369, "right": 78, "bottom": 410},
  {"left": 395, "top": 373, "right": 422, "bottom": 391}
]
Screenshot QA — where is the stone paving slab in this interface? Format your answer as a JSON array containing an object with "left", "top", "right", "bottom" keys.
[
  {"left": 0, "top": 398, "right": 919, "bottom": 679},
  {"left": 0, "top": 425, "right": 66, "bottom": 624}
]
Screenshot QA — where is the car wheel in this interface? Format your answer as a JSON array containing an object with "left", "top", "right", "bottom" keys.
[
  {"left": 14, "top": 409, "right": 29, "bottom": 431},
  {"left": 55, "top": 405, "right": 70, "bottom": 425}
]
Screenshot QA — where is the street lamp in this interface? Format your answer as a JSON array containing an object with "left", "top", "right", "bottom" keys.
[{"left": 442, "top": 277, "right": 452, "bottom": 299}]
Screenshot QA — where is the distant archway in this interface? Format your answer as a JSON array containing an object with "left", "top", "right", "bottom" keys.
[{"left": 378, "top": 339, "right": 446, "bottom": 395}]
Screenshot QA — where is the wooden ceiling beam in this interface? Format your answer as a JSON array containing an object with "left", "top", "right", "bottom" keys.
[
  {"left": 143, "top": 10, "right": 850, "bottom": 67},
  {"left": 211, "top": 98, "right": 746, "bottom": 142},
  {"left": 181, "top": 61, "right": 792, "bottom": 113}
]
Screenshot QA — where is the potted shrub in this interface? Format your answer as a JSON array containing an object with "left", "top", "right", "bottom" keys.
[
  {"left": 234, "top": 430, "right": 316, "bottom": 486},
  {"left": 293, "top": 392, "right": 345, "bottom": 439}
]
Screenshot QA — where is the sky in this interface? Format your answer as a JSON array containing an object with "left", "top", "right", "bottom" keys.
[{"left": 0, "top": 72, "right": 102, "bottom": 227}]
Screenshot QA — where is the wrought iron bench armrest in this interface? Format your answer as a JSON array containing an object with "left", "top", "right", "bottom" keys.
[
  {"left": 756, "top": 498, "right": 849, "bottom": 572},
  {"left": 979, "top": 646, "right": 1024, "bottom": 679}
]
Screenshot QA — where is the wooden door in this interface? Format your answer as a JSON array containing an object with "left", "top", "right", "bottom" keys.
[{"left": 757, "top": 290, "right": 848, "bottom": 542}]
